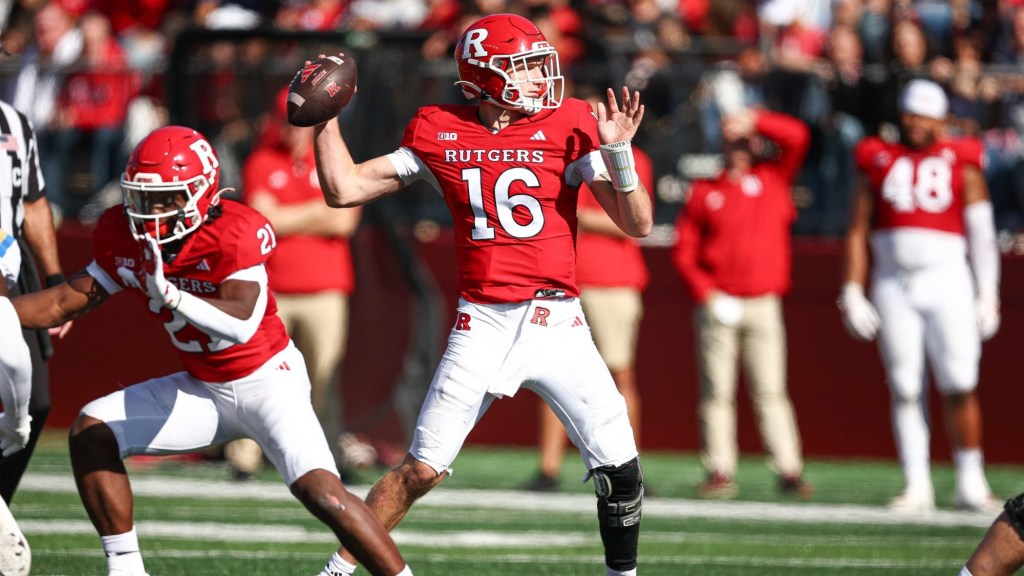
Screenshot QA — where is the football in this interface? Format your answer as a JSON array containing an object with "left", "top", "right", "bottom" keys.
[{"left": 286, "top": 54, "right": 357, "bottom": 127}]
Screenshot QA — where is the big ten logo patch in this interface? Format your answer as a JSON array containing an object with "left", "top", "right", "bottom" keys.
[
  {"left": 530, "top": 307, "right": 550, "bottom": 326},
  {"left": 455, "top": 312, "right": 472, "bottom": 331}
]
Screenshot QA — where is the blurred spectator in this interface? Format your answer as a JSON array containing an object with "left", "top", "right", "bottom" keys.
[
  {"left": 194, "top": 0, "right": 268, "bottom": 29},
  {"left": 672, "top": 107, "right": 813, "bottom": 500},
  {"left": 229, "top": 88, "right": 364, "bottom": 480},
  {"left": 7, "top": 1, "right": 82, "bottom": 219},
  {"left": 274, "top": 0, "right": 346, "bottom": 30},
  {"left": 50, "top": 10, "right": 134, "bottom": 222},
  {"left": 858, "top": 0, "right": 891, "bottom": 63},
  {"left": 346, "top": 0, "right": 429, "bottom": 30}
]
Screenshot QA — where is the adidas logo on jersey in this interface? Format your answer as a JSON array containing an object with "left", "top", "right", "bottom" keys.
[
  {"left": 196, "top": 259, "right": 211, "bottom": 271},
  {"left": 529, "top": 130, "right": 547, "bottom": 141}
]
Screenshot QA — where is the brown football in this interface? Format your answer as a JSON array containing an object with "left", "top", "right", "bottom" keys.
[{"left": 286, "top": 54, "right": 357, "bottom": 127}]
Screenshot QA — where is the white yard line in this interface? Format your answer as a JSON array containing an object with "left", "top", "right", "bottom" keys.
[{"left": 20, "top": 472, "right": 997, "bottom": 528}]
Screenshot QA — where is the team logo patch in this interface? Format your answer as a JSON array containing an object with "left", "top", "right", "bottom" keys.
[
  {"left": 705, "top": 191, "right": 724, "bottom": 211},
  {"left": 438, "top": 132, "right": 458, "bottom": 141},
  {"left": 325, "top": 81, "right": 341, "bottom": 97}
]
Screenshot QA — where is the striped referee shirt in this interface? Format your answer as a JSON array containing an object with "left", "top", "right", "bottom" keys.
[{"left": 0, "top": 99, "right": 44, "bottom": 241}]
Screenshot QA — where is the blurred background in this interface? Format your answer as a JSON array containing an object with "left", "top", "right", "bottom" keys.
[{"left": 1, "top": 0, "right": 1021, "bottom": 468}]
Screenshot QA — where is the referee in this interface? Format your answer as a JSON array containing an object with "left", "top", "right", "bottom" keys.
[{"left": 0, "top": 98, "right": 67, "bottom": 503}]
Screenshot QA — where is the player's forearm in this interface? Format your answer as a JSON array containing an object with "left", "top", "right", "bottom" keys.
[
  {"left": 174, "top": 291, "right": 264, "bottom": 344},
  {"left": 313, "top": 119, "right": 360, "bottom": 207},
  {"left": 578, "top": 208, "right": 629, "bottom": 238},
  {"left": 614, "top": 182, "right": 653, "bottom": 238}
]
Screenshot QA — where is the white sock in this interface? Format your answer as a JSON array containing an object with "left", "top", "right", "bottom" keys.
[
  {"left": 101, "top": 526, "right": 146, "bottom": 575},
  {"left": 892, "top": 398, "right": 931, "bottom": 493},
  {"left": 954, "top": 448, "right": 989, "bottom": 498},
  {"left": 959, "top": 566, "right": 974, "bottom": 576},
  {"left": 395, "top": 565, "right": 413, "bottom": 576},
  {"left": 320, "top": 551, "right": 357, "bottom": 576},
  {"left": 606, "top": 567, "right": 637, "bottom": 576}
]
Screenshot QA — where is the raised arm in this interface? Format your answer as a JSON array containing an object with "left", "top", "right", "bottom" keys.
[
  {"left": 312, "top": 119, "right": 406, "bottom": 208},
  {"left": 588, "top": 87, "right": 653, "bottom": 238}
]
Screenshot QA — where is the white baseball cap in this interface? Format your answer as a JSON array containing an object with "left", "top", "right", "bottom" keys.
[{"left": 899, "top": 79, "right": 948, "bottom": 119}]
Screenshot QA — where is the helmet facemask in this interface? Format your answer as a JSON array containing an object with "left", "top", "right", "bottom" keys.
[
  {"left": 456, "top": 40, "right": 564, "bottom": 114},
  {"left": 121, "top": 173, "right": 218, "bottom": 245}
]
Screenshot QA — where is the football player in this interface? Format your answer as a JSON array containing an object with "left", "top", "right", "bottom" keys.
[
  {"left": 839, "top": 79, "right": 1001, "bottom": 513},
  {"left": 310, "top": 13, "right": 652, "bottom": 576},
  {"left": 0, "top": 229, "right": 32, "bottom": 576},
  {"left": 11, "top": 126, "right": 412, "bottom": 576}
]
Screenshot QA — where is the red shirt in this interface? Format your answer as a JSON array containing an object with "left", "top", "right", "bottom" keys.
[
  {"left": 90, "top": 202, "right": 290, "bottom": 382},
  {"left": 854, "top": 136, "right": 983, "bottom": 236},
  {"left": 60, "top": 39, "right": 133, "bottom": 130},
  {"left": 575, "top": 146, "right": 653, "bottom": 290},
  {"left": 400, "top": 98, "right": 600, "bottom": 303},
  {"left": 672, "top": 111, "right": 809, "bottom": 302},
  {"left": 241, "top": 144, "right": 355, "bottom": 295}
]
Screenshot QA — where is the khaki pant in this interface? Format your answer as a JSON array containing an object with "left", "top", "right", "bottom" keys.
[
  {"left": 580, "top": 287, "right": 643, "bottom": 371},
  {"left": 695, "top": 294, "right": 803, "bottom": 477},
  {"left": 226, "top": 291, "right": 349, "bottom": 473}
]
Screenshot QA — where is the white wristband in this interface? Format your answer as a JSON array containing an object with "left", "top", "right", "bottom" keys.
[{"left": 599, "top": 141, "right": 638, "bottom": 193}]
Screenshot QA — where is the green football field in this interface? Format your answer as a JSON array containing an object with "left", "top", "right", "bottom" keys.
[{"left": 13, "top": 431, "right": 1024, "bottom": 575}]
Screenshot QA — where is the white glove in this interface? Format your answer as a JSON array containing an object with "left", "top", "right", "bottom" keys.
[
  {"left": 708, "top": 292, "right": 742, "bottom": 326},
  {"left": 838, "top": 282, "right": 880, "bottom": 341},
  {"left": 0, "top": 413, "right": 30, "bottom": 457},
  {"left": 976, "top": 291, "right": 1000, "bottom": 341},
  {"left": 142, "top": 236, "right": 182, "bottom": 311}
]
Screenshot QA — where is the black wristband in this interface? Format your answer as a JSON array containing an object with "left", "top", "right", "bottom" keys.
[{"left": 44, "top": 273, "right": 65, "bottom": 288}]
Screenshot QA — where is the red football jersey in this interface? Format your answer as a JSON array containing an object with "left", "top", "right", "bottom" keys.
[
  {"left": 90, "top": 201, "right": 290, "bottom": 382},
  {"left": 855, "top": 136, "right": 984, "bottom": 235},
  {"left": 399, "top": 98, "right": 601, "bottom": 303}
]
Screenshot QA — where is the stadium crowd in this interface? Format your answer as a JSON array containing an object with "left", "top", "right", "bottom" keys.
[{"left": 0, "top": 0, "right": 1021, "bottom": 247}]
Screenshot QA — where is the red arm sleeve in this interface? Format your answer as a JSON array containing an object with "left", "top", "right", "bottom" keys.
[
  {"left": 756, "top": 111, "right": 810, "bottom": 182},
  {"left": 671, "top": 184, "right": 715, "bottom": 302}
]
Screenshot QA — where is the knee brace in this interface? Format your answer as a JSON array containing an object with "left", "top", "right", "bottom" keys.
[
  {"left": 590, "top": 457, "right": 643, "bottom": 571},
  {"left": 1005, "top": 492, "right": 1024, "bottom": 541}
]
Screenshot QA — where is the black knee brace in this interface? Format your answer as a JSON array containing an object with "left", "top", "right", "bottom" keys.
[
  {"left": 1006, "top": 492, "right": 1024, "bottom": 541},
  {"left": 590, "top": 457, "right": 643, "bottom": 572}
]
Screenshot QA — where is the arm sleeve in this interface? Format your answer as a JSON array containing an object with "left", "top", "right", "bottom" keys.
[
  {"left": 964, "top": 200, "right": 999, "bottom": 297},
  {"left": 174, "top": 264, "right": 268, "bottom": 345},
  {"left": 386, "top": 147, "right": 441, "bottom": 194}
]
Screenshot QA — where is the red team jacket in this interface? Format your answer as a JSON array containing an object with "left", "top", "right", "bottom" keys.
[
  {"left": 241, "top": 143, "right": 355, "bottom": 296},
  {"left": 854, "top": 136, "right": 984, "bottom": 236},
  {"left": 672, "top": 111, "right": 810, "bottom": 302},
  {"left": 90, "top": 201, "right": 290, "bottom": 382},
  {"left": 399, "top": 98, "right": 601, "bottom": 304}
]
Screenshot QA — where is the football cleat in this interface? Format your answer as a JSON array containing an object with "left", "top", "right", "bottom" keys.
[
  {"left": 0, "top": 499, "right": 28, "bottom": 576},
  {"left": 887, "top": 488, "right": 936, "bottom": 514}
]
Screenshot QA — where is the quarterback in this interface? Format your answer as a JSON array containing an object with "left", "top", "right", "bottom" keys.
[
  {"left": 11, "top": 126, "right": 411, "bottom": 576},
  {"left": 840, "top": 79, "right": 1001, "bottom": 513},
  {"left": 310, "top": 12, "right": 652, "bottom": 576}
]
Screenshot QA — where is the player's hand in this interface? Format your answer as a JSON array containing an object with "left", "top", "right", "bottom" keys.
[
  {"left": 141, "top": 236, "right": 182, "bottom": 311},
  {"left": 596, "top": 87, "right": 644, "bottom": 145},
  {"left": 976, "top": 292, "right": 1000, "bottom": 341},
  {"left": 0, "top": 413, "right": 30, "bottom": 457},
  {"left": 708, "top": 291, "right": 741, "bottom": 326},
  {"left": 837, "top": 283, "right": 880, "bottom": 341}
]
